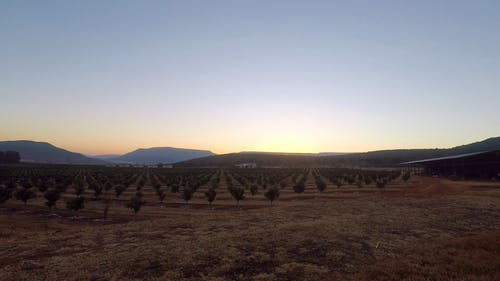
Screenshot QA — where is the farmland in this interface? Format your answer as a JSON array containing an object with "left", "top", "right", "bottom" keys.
[{"left": 1, "top": 165, "right": 500, "bottom": 280}]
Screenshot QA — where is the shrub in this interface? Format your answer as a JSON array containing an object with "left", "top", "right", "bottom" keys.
[
  {"left": 376, "top": 179, "right": 387, "bottom": 189},
  {"left": 156, "top": 188, "right": 167, "bottom": 203},
  {"left": 229, "top": 186, "right": 245, "bottom": 206},
  {"left": 66, "top": 196, "right": 85, "bottom": 212},
  {"left": 6, "top": 180, "right": 17, "bottom": 190},
  {"left": 0, "top": 184, "right": 12, "bottom": 204},
  {"left": 104, "top": 181, "right": 113, "bottom": 192},
  {"left": 92, "top": 183, "right": 103, "bottom": 200},
  {"left": 402, "top": 172, "right": 411, "bottom": 183},
  {"left": 114, "top": 184, "right": 126, "bottom": 198},
  {"left": 182, "top": 187, "right": 193, "bottom": 204},
  {"left": 170, "top": 184, "right": 180, "bottom": 193},
  {"left": 14, "top": 188, "right": 36, "bottom": 205},
  {"left": 264, "top": 186, "right": 280, "bottom": 205},
  {"left": 293, "top": 180, "right": 305, "bottom": 194},
  {"left": 315, "top": 178, "right": 327, "bottom": 193},
  {"left": 279, "top": 181, "right": 287, "bottom": 189},
  {"left": 250, "top": 184, "right": 259, "bottom": 196},
  {"left": 210, "top": 178, "right": 219, "bottom": 189},
  {"left": 20, "top": 179, "right": 34, "bottom": 189},
  {"left": 204, "top": 188, "right": 217, "bottom": 205},
  {"left": 39, "top": 178, "right": 55, "bottom": 193},
  {"left": 364, "top": 177, "right": 373, "bottom": 186},
  {"left": 73, "top": 184, "right": 85, "bottom": 196},
  {"left": 43, "top": 188, "right": 61, "bottom": 212},
  {"left": 125, "top": 192, "right": 145, "bottom": 216}
]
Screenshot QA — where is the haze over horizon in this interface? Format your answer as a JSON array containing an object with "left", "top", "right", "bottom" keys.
[{"left": 2, "top": 1, "right": 500, "bottom": 155}]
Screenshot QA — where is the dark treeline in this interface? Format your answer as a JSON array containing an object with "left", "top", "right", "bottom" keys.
[{"left": 0, "top": 151, "right": 21, "bottom": 164}]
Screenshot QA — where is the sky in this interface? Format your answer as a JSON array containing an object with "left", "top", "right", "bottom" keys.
[{"left": 1, "top": 0, "right": 499, "bottom": 155}]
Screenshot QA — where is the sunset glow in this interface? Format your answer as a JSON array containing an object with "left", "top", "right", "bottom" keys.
[{"left": 1, "top": 1, "right": 499, "bottom": 155}]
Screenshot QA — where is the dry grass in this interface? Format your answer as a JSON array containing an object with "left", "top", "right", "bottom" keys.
[
  {"left": 345, "top": 231, "right": 500, "bottom": 281},
  {"left": 1, "top": 175, "right": 500, "bottom": 280}
]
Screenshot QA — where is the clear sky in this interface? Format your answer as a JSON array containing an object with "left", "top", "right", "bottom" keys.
[{"left": 1, "top": 0, "right": 499, "bottom": 155}]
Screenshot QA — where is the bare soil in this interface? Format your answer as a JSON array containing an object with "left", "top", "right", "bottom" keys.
[{"left": 1, "top": 176, "right": 500, "bottom": 281}]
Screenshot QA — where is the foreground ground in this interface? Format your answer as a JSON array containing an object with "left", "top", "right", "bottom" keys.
[{"left": 1, "top": 175, "right": 500, "bottom": 280}]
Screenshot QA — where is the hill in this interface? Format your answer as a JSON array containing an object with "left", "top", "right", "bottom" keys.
[
  {"left": 176, "top": 137, "right": 500, "bottom": 167},
  {"left": 0, "top": 140, "right": 106, "bottom": 164},
  {"left": 109, "top": 147, "right": 215, "bottom": 165},
  {"left": 175, "top": 152, "right": 319, "bottom": 167},
  {"left": 326, "top": 136, "right": 500, "bottom": 166},
  {"left": 91, "top": 154, "right": 121, "bottom": 160}
]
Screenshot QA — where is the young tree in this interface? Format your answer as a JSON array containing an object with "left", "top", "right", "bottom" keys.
[
  {"left": 333, "top": 179, "right": 343, "bottom": 189},
  {"left": 74, "top": 176, "right": 85, "bottom": 190},
  {"left": 249, "top": 184, "right": 259, "bottom": 196},
  {"left": 346, "top": 176, "right": 355, "bottom": 185},
  {"left": 43, "top": 188, "right": 61, "bottom": 212},
  {"left": 104, "top": 181, "right": 113, "bottom": 192},
  {"left": 156, "top": 188, "right": 167, "bottom": 204},
  {"left": 125, "top": 192, "right": 145, "bottom": 218},
  {"left": 264, "top": 186, "right": 280, "bottom": 205},
  {"left": 170, "top": 184, "right": 180, "bottom": 193},
  {"left": 315, "top": 178, "right": 327, "bottom": 193},
  {"left": 20, "top": 179, "right": 34, "bottom": 190},
  {"left": 279, "top": 181, "right": 287, "bottom": 189},
  {"left": 210, "top": 178, "right": 219, "bottom": 190},
  {"left": 6, "top": 180, "right": 17, "bottom": 190},
  {"left": 204, "top": 188, "right": 217, "bottom": 206},
  {"left": 66, "top": 196, "right": 85, "bottom": 213},
  {"left": 402, "top": 172, "right": 411, "bottom": 184},
  {"left": 0, "top": 184, "right": 12, "bottom": 204},
  {"left": 102, "top": 198, "right": 111, "bottom": 219},
  {"left": 376, "top": 179, "right": 387, "bottom": 189},
  {"left": 39, "top": 178, "right": 55, "bottom": 193},
  {"left": 73, "top": 184, "right": 85, "bottom": 196},
  {"left": 14, "top": 187, "right": 36, "bottom": 205},
  {"left": 364, "top": 176, "right": 373, "bottom": 186},
  {"left": 181, "top": 187, "right": 193, "bottom": 205},
  {"left": 229, "top": 187, "right": 245, "bottom": 206},
  {"left": 90, "top": 183, "right": 103, "bottom": 200},
  {"left": 293, "top": 180, "right": 305, "bottom": 194},
  {"left": 356, "top": 181, "right": 363, "bottom": 188},
  {"left": 114, "top": 184, "right": 126, "bottom": 198},
  {"left": 137, "top": 179, "right": 145, "bottom": 191}
]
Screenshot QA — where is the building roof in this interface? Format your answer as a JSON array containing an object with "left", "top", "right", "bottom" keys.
[{"left": 400, "top": 151, "right": 490, "bottom": 165}]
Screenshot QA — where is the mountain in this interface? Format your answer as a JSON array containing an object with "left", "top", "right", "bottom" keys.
[
  {"left": 91, "top": 154, "right": 121, "bottom": 160},
  {"left": 176, "top": 151, "right": 347, "bottom": 168},
  {"left": 176, "top": 152, "right": 318, "bottom": 167},
  {"left": 325, "top": 136, "right": 500, "bottom": 167},
  {"left": 109, "top": 147, "right": 215, "bottom": 165},
  {"left": 176, "top": 137, "right": 500, "bottom": 167},
  {"left": 449, "top": 137, "right": 500, "bottom": 154},
  {"left": 0, "top": 140, "right": 106, "bottom": 164}
]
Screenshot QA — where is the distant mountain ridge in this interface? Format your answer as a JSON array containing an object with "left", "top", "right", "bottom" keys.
[
  {"left": 109, "top": 147, "right": 215, "bottom": 165},
  {"left": 2, "top": 137, "right": 499, "bottom": 167},
  {"left": 327, "top": 136, "right": 500, "bottom": 166},
  {"left": 0, "top": 140, "right": 106, "bottom": 164},
  {"left": 177, "top": 137, "right": 500, "bottom": 167},
  {"left": 91, "top": 154, "right": 121, "bottom": 160},
  {"left": 238, "top": 151, "right": 346, "bottom": 157}
]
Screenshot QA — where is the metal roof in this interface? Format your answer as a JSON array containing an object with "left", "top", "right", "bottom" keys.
[{"left": 400, "top": 151, "right": 490, "bottom": 165}]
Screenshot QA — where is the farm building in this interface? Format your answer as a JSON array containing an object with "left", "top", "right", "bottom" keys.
[
  {"left": 401, "top": 150, "right": 500, "bottom": 179},
  {"left": 235, "top": 163, "right": 257, "bottom": 168}
]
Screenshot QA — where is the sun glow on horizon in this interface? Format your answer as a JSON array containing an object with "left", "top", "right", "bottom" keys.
[{"left": 1, "top": 1, "right": 500, "bottom": 156}]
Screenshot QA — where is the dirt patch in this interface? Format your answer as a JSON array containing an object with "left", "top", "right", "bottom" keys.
[
  {"left": 1, "top": 177, "right": 500, "bottom": 280},
  {"left": 342, "top": 231, "right": 500, "bottom": 281}
]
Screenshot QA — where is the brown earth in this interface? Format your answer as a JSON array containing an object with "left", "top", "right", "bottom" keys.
[{"left": 1, "top": 175, "right": 499, "bottom": 280}]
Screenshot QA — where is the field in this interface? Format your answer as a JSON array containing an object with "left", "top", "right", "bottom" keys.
[{"left": 1, "top": 166, "right": 500, "bottom": 281}]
